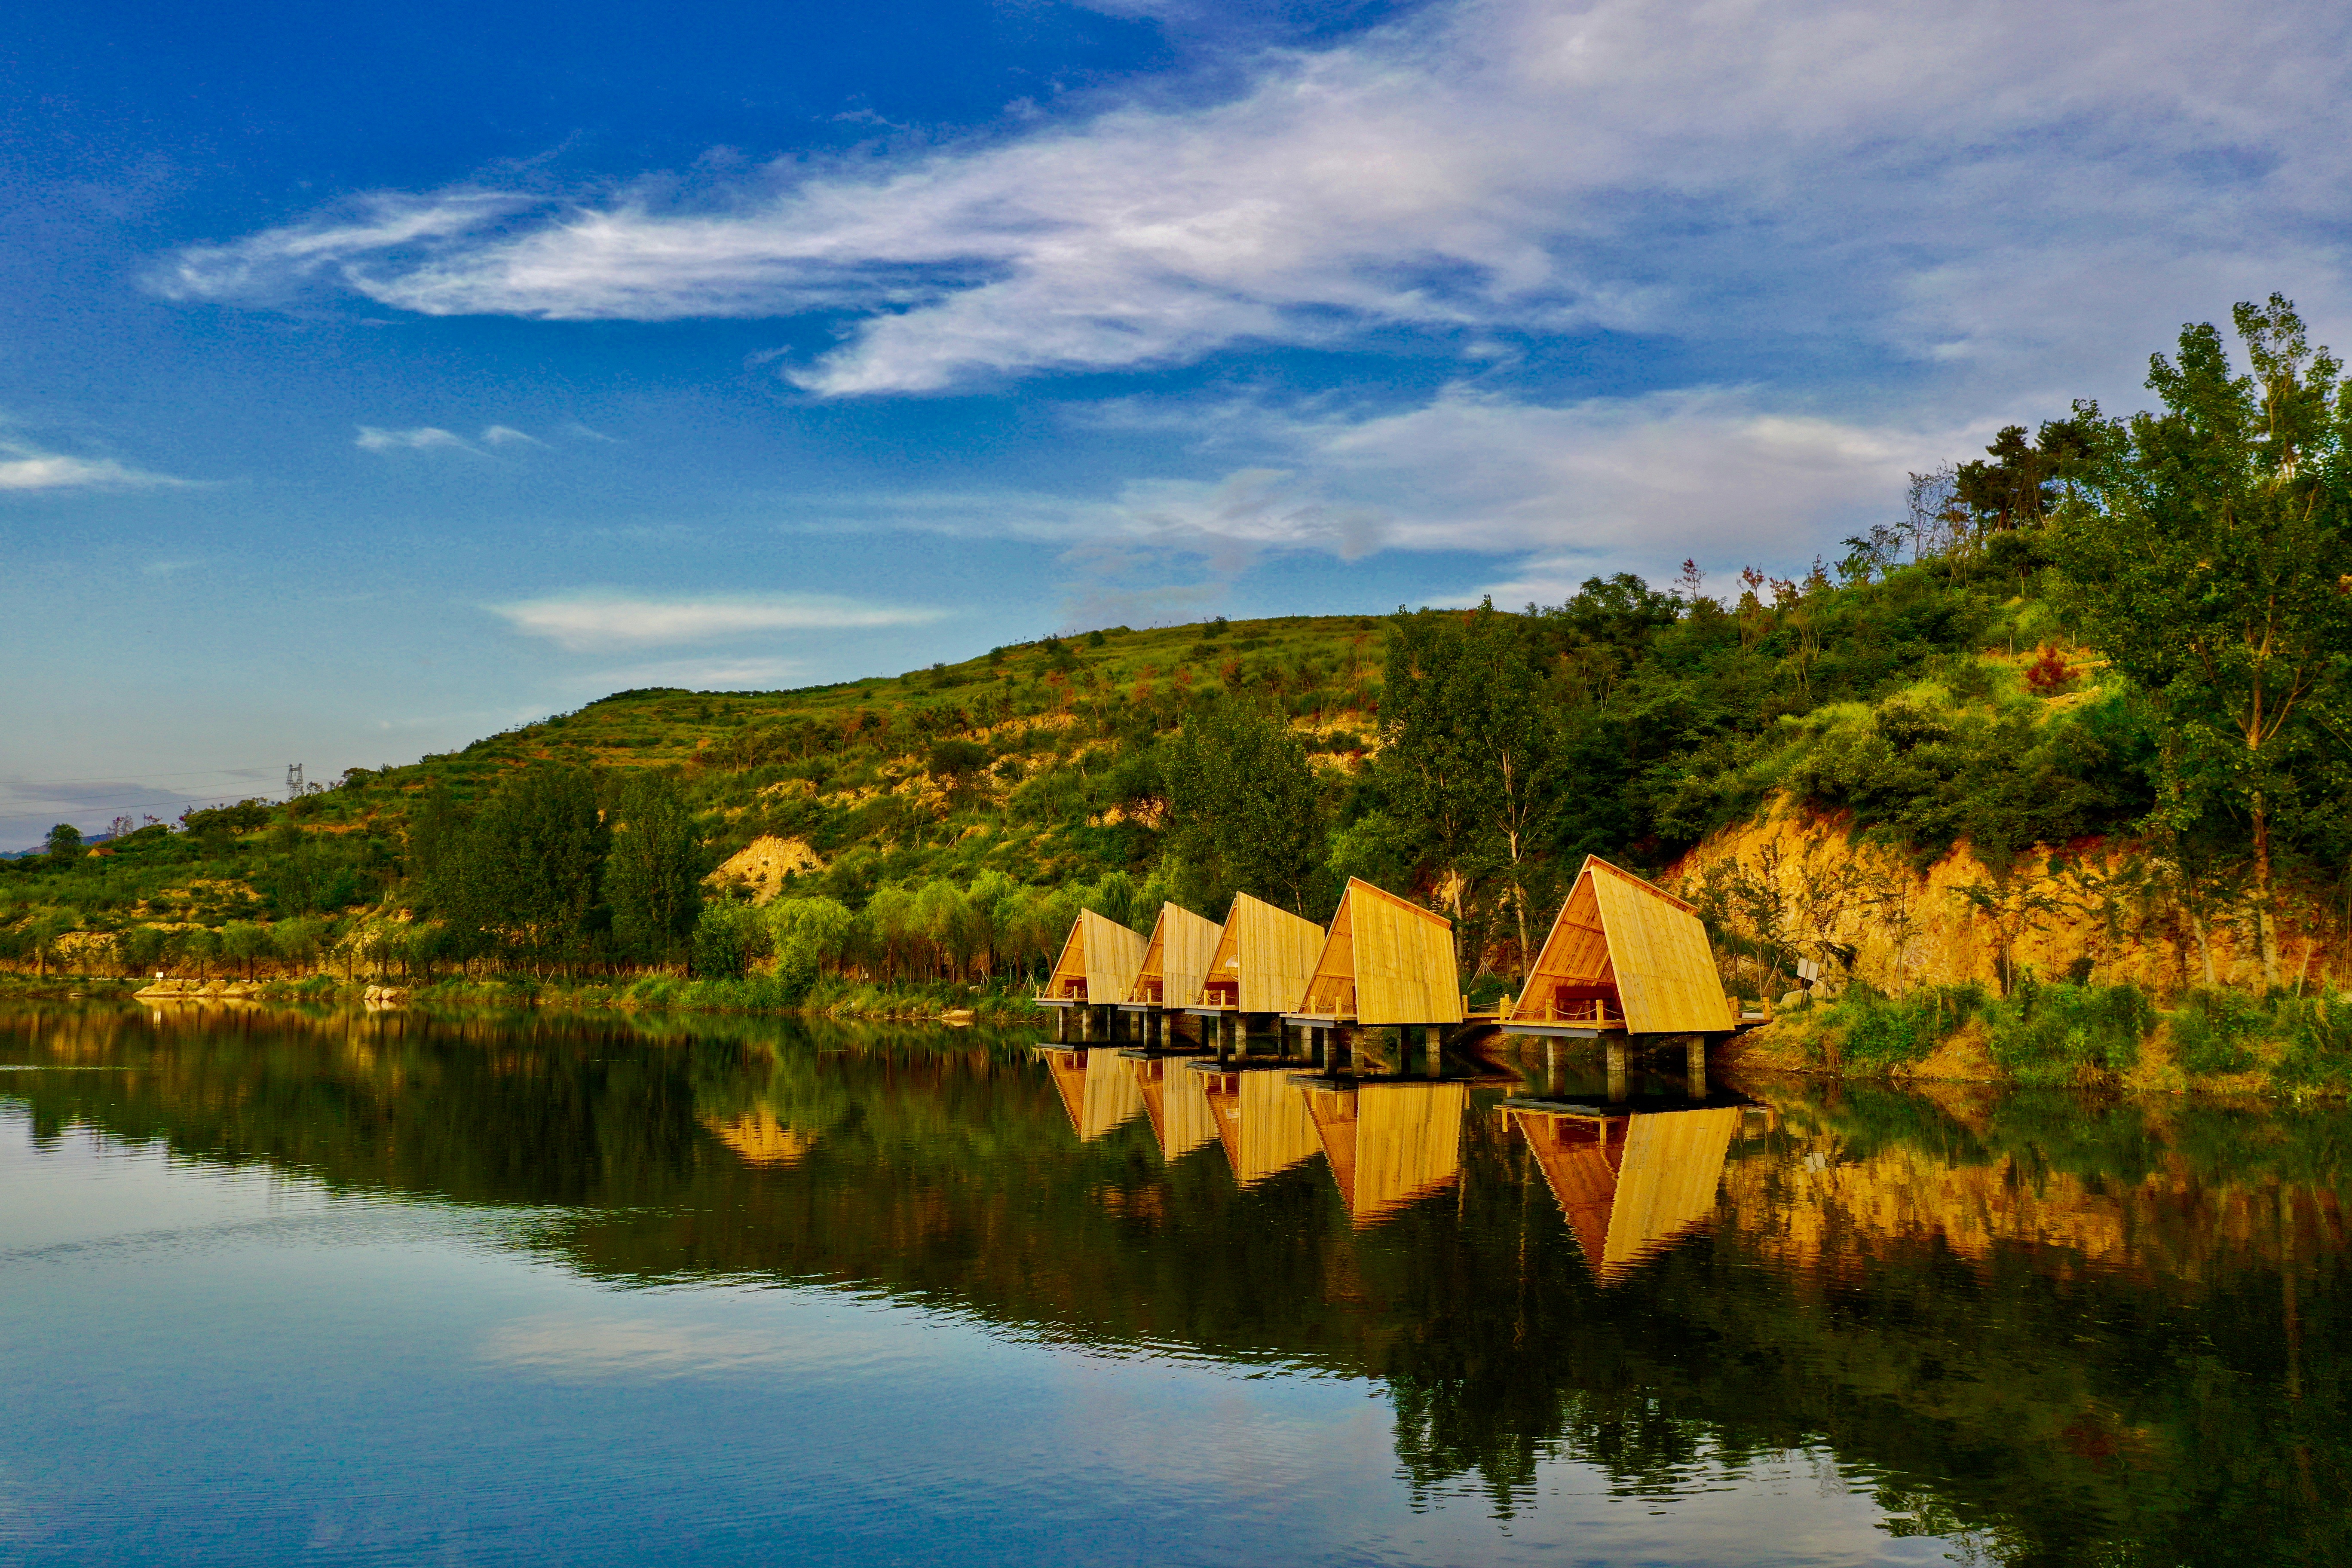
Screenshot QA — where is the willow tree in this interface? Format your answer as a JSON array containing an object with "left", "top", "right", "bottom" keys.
[{"left": 2055, "top": 295, "right": 2352, "bottom": 982}]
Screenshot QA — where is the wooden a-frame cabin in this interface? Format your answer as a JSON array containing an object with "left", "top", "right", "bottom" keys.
[
  {"left": 1038, "top": 909, "right": 1149, "bottom": 1008},
  {"left": 1285, "top": 878, "right": 1464, "bottom": 1027},
  {"left": 1187, "top": 892, "right": 1325, "bottom": 1018},
  {"left": 1119, "top": 901, "right": 1222, "bottom": 1012},
  {"left": 1504, "top": 856, "right": 1735, "bottom": 1038}
]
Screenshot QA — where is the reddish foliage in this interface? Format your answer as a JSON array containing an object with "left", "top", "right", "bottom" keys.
[{"left": 2023, "top": 643, "right": 2077, "bottom": 694}]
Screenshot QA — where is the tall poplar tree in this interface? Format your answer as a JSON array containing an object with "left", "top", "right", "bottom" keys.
[
  {"left": 606, "top": 771, "right": 704, "bottom": 967},
  {"left": 2055, "top": 295, "right": 2352, "bottom": 982}
]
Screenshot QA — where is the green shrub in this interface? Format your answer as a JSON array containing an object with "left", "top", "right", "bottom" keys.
[
  {"left": 2271, "top": 990, "right": 2352, "bottom": 1091},
  {"left": 1982, "top": 980, "right": 2153, "bottom": 1085},
  {"left": 1819, "top": 983, "right": 1985, "bottom": 1070}
]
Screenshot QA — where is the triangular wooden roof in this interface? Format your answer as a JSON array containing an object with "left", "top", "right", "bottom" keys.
[
  {"left": 1513, "top": 857, "right": 1734, "bottom": 1035},
  {"left": 1306, "top": 1081, "right": 1468, "bottom": 1226},
  {"left": 1294, "top": 878, "right": 1463, "bottom": 1025},
  {"left": 1133, "top": 1055, "right": 1218, "bottom": 1162},
  {"left": 1200, "top": 892, "right": 1326, "bottom": 1014},
  {"left": 1126, "top": 901, "right": 1223, "bottom": 1007},
  {"left": 1200, "top": 1067, "right": 1320, "bottom": 1186},
  {"left": 1046, "top": 908, "right": 1149, "bottom": 1003}
]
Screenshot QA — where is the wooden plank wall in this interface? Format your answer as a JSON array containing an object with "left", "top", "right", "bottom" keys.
[
  {"left": 1078, "top": 909, "right": 1149, "bottom": 1004},
  {"left": 1586, "top": 861, "right": 1735, "bottom": 1034},
  {"left": 1304, "top": 879, "right": 1463, "bottom": 1023},
  {"left": 1158, "top": 903, "right": 1223, "bottom": 1008},
  {"left": 1205, "top": 893, "right": 1326, "bottom": 1013}
]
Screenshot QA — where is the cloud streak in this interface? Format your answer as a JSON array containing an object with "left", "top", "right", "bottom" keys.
[
  {"left": 355, "top": 425, "right": 476, "bottom": 453},
  {"left": 0, "top": 445, "right": 188, "bottom": 492},
  {"left": 488, "top": 591, "right": 946, "bottom": 651},
  {"left": 156, "top": 0, "right": 2352, "bottom": 404}
]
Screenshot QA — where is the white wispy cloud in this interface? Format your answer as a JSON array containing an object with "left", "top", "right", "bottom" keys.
[
  {"left": 818, "top": 386, "right": 1947, "bottom": 580},
  {"left": 154, "top": 0, "right": 2352, "bottom": 405},
  {"left": 481, "top": 424, "right": 542, "bottom": 446},
  {"left": 488, "top": 591, "right": 946, "bottom": 652},
  {"left": 567, "top": 656, "right": 809, "bottom": 692},
  {"left": 355, "top": 425, "right": 476, "bottom": 453},
  {"left": 0, "top": 446, "right": 189, "bottom": 492}
]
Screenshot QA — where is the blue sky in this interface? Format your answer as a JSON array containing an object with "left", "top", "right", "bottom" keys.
[{"left": 6, "top": 0, "right": 2351, "bottom": 845}]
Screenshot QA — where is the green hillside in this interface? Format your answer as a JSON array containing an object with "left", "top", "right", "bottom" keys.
[{"left": 7, "top": 294, "right": 2351, "bottom": 1069}]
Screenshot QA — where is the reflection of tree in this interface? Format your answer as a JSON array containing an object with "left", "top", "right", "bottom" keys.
[{"left": 4, "top": 1008, "right": 2347, "bottom": 1563}]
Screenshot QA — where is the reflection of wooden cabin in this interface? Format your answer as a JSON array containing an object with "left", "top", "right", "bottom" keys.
[
  {"left": 1506, "top": 857, "right": 1735, "bottom": 1036},
  {"left": 1304, "top": 1080, "right": 1469, "bottom": 1225},
  {"left": 1199, "top": 1066, "right": 1321, "bottom": 1185},
  {"left": 1123, "top": 902, "right": 1223, "bottom": 1009},
  {"left": 1504, "top": 1105, "right": 1740, "bottom": 1277},
  {"left": 1191, "top": 893, "right": 1325, "bottom": 1015},
  {"left": 1041, "top": 909, "right": 1149, "bottom": 1006},
  {"left": 1041, "top": 1047, "right": 1146, "bottom": 1140},
  {"left": 1288, "top": 879, "right": 1464, "bottom": 1026},
  {"left": 702, "top": 1110, "right": 816, "bottom": 1167},
  {"left": 1132, "top": 1054, "right": 1218, "bottom": 1161}
]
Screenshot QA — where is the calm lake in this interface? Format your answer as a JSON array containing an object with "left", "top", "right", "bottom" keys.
[{"left": 0, "top": 1005, "right": 2343, "bottom": 1567}]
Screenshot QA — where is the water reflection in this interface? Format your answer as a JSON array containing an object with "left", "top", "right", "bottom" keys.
[
  {"left": 1129, "top": 1052, "right": 1216, "bottom": 1162},
  {"left": 2, "top": 1002, "right": 2347, "bottom": 1566},
  {"left": 1195, "top": 1063, "right": 1320, "bottom": 1186},
  {"left": 1036, "top": 1044, "right": 1143, "bottom": 1141},
  {"left": 1302, "top": 1078, "right": 1470, "bottom": 1226},
  {"left": 1504, "top": 1102, "right": 1748, "bottom": 1280}
]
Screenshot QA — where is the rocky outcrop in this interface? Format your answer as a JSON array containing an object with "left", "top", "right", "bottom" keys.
[{"left": 706, "top": 836, "right": 824, "bottom": 904}]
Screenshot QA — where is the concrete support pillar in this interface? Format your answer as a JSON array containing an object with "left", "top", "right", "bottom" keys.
[
  {"left": 1544, "top": 1038, "right": 1562, "bottom": 1097},
  {"left": 1685, "top": 1034, "right": 1709, "bottom": 1100},
  {"left": 1424, "top": 1023, "right": 1444, "bottom": 1078},
  {"left": 1054, "top": 1006, "right": 1069, "bottom": 1044},
  {"left": 1605, "top": 1038, "right": 1630, "bottom": 1103}
]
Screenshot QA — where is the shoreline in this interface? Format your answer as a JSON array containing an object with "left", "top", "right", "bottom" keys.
[{"left": 1, "top": 971, "right": 2343, "bottom": 1100}]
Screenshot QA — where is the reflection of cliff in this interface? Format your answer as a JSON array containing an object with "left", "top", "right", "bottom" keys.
[
  {"left": 704, "top": 1110, "right": 815, "bottom": 1167},
  {"left": 1306, "top": 1081, "right": 1469, "bottom": 1225},
  {"left": 1199, "top": 1066, "right": 1320, "bottom": 1186},
  {"left": 1720, "top": 1133, "right": 2349, "bottom": 1287},
  {"left": 1506, "top": 1106, "right": 1742, "bottom": 1278}
]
